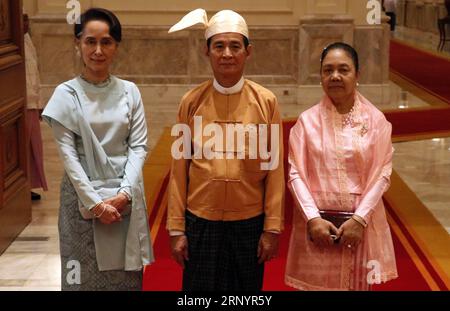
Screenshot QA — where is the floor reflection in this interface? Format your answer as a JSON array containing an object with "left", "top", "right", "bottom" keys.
[{"left": 393, "top": 137, "right": 450, "bottom": 234}]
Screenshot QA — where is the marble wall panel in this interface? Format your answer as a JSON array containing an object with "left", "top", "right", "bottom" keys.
[
  {"left": 299, "top": 16, "right": 354, "bottom": 84},
  {"left": 39, "top": 34, "right": 75, "bottom": 84},
  {"left": 354, "top": 24, "right": 390, "bottom": 84},
  {"left": 31, "top": 16, "right": 387, "bottom": 91},
  {"left": 245, "top": 28, "right": 299, "bottom": 83},
  {"left": 30, "top": 21, "right": 75, "bottom": 85},
  {"left": 112, "top": 29, "right": 190, "bottom": 78}
]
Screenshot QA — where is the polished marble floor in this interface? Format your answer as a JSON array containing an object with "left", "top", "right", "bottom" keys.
[
  {"left": 1, "top": 26, "right": 449, "bottom": 290},
  {"left": 393, "top": 137, "right": 450, "bottom": 234}
]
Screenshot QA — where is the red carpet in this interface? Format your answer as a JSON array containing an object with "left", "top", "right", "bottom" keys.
[
  {"left": 375, "top": 198, "right": 448, "bottom": 291},
  {"left": 143, "top": 173, "right": 183, "bottom": 291},
  {"left": 384, "top": 107, "right": 450, "bottom": 137},
  {"left": 390, "top": 40, "right": 450, "bottom": 105},
  {"left": 142, "top": 173, "right": 436, "bottom": 291}
]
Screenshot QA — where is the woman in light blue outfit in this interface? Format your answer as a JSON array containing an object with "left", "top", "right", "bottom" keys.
[{"left": 42, "top": 8, "right": 153, "bottom": 290}]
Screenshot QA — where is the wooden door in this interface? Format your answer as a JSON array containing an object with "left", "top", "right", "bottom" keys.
[{"left": 0, "top": 0, "right": 31, "bottom": 255}]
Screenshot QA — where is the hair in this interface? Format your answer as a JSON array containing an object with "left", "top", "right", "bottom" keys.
[
  {"left": 206, "top": 34, "right": 250, "bottom": 51},
  {"left": 74, "top": 8, "right": 122, "bottom": 42},
  {"left": 320, "top": 42, "right": 359, "bottom": 72}
]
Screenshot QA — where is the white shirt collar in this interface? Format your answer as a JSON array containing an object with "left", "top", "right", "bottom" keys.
[{"left": 213, "top": 76, "right": 245, "bottom": 95}]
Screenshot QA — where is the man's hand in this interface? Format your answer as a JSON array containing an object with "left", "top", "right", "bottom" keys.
[
  {"left": 337, "top": 218, "right": 364, "bottom": 249},
  {"left": 170, "top": 235, "right": 189, "bottom": 268},
  {"left": 307, "top": 217, "right": 339, "bottom": 247},
  {"left": 104, "top": 193, "right": 129, "bottom": 214},
  {"left": 257, "top": 232, "right": 279, "bottom": 264}
]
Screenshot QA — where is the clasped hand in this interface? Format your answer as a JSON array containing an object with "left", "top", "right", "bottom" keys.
[
  {"left": 307, "top": 217, "right": 364, "bottom": 248},
  {"left": 97, "top": 193, "right": 129, "bottom": 225}
]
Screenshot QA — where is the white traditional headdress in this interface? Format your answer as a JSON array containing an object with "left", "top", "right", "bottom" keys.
[{"left": 168, "top": 8, "right": 249, "bottom": 40}]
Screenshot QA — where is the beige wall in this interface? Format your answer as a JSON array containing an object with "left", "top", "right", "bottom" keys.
[
  {"left": 25, "top": 0, "right": 388, "bottom": 87},
  {"left": 23, "top": 0, "right": 376, "bottom": 26},
  {"left": 26, "top": 0, "right": 390, "bottom": 102},
  {"left": 23, "top": 0, "right": 393, "bottom": 151}
]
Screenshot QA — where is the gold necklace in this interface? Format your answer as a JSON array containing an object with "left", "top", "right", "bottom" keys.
[{"left": 80, "top": 74, "right": 111, "bottom": 87}]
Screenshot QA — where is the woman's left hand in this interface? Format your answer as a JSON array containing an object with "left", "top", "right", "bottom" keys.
[
  {"left": 104, "top": 193, "right": 129, "bottom": 214},
  {"left": 337, "top": 218, "right": 365, "bottom": 248}
]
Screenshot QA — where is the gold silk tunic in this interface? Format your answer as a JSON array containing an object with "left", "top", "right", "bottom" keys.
[{"left": 167, "top": 79, "right": 284, "bottom": 233}]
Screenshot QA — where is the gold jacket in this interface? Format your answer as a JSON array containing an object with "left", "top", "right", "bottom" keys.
[{"left": 167, "top": 79, "right": 285, "bottom": 233}]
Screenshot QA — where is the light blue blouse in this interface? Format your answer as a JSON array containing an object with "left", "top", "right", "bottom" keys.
[{"left": 42, "top": 76, "right": 154, "bottom": 271}]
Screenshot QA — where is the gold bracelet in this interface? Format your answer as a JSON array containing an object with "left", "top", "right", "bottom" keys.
[
  {"left": 92, "top": 201, "right": 102, "bottom": 211},
  {"left": 92, "top": 202, "right": 105, "bottom": 218},
  {"left": 351, "top": 215, "right": 367, "bottom": 228},
  {"left": 119, "top": 191, "right": 132, "bottom": 202},
  {"left": 96, "top": 204, "right": 106, "bottom": 218}
]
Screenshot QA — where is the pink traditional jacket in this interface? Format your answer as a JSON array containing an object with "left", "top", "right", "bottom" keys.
[{"left": 285, "top": 92, "right": 398, "bottom": 290}]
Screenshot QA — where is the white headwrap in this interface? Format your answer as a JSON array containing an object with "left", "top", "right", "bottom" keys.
[{"left": 168, "top": 8, "right": 249, "bottom": 40}]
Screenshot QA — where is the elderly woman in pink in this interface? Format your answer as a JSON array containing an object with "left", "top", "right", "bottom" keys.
[{"left": 285, "top": 42, "right": 398, "bottom": 291}]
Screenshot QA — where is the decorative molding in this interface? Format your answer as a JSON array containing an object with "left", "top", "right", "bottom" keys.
[
  {"left": 0, "top": 0, "right": 5, "bottom": 31},
  {"left": 0, "top": 43, "right": 19, "bottom": 57},
  {"left": 0, "top": 52, "right": 21, "bottom": 71},
  {"left": 307, "top": 0, "right": 347, "bottom": 14},
  {"left": 0, "top": 2, "right": 21, "bottom": 72},
  {"left": 0, "top": 101, "right": 26, "bottom": 193},
  {"left": 0, "top": 0, "right": 11, "bottom": 41}
]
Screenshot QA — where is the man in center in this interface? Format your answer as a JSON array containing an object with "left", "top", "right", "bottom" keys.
[{"left": 167, "top": 9, "right": 284, "bottom": 291}]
